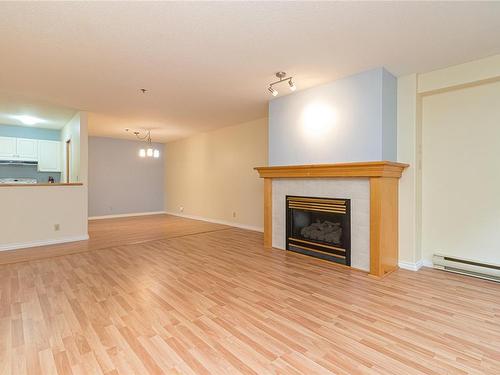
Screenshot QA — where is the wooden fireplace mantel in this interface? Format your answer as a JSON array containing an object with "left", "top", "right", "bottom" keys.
[
  {"left": 254, "top": 161, "right": 409, "bottom": 278},
  {"left": 254, "top": 161, "right": 408, "bottom": 179}
]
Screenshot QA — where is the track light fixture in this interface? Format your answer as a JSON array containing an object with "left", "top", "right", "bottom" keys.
[{"left": 268, "top": 71, "right": 296, "bottom": 96}]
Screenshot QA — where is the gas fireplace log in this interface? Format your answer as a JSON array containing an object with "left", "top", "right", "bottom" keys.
[{"left": 300, "top": 220, "right": 342, "bottom": 244}]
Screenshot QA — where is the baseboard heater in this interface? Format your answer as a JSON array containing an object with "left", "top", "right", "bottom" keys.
[{"left": 433, "top": 254, "right": 500, "bottom": 283}]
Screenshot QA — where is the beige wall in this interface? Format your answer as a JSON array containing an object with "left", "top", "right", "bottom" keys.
[
  {"left": 165, "top": 118, "right": 267, "bottom": 230},
  {"left": 397, "top": 53, "right": 500, "bottom": 268},
  {"left": 417, "top": 54, "right": 500, "bottom": 94},
  {"left": 397, "top": 74, "right": 422, "bottom": 267},
  {"left": 421, "top": 80, "right": 500, "bottom": 264}
]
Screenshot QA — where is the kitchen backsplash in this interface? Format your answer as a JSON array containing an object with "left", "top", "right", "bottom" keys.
[{"left": 0, "top": 165, "right": 61, "bottom": 183}]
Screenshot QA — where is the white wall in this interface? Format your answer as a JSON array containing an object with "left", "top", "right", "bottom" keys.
[
  {"left": 0, "top": 185, "right": 88, "bottom": 250},
  {"left": 61, "top": 112, "right": 85, "bottom": 183},
  {"left": 268, "top": 68, "right": 397, "bottom": 166},
  {"left": 0, "top": 112, "right": 89, "bottom": 250},
  {"left": 421, "top": 81, "right": 500, "bottom": 264}
]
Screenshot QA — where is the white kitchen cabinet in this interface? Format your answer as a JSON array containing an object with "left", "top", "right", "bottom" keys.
[
  {"left": 0, "top": 136, "right": 38, "bottom": 161},
  {"left": 38, "top": 140, "right": 61, "bottom": 172},
  {"left": 16, "top": 138, "right": 38, "bottom": 161},
  {"left": 0, "top": 136, "right": 18, "bottom": 160}
]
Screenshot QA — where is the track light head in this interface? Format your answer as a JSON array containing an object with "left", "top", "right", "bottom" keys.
[
  {"left": 289, "top": 79, "right": 296, "bottom": 91},
  {"left": 268, "top": 86, "right": 278, "bottom": 96}
]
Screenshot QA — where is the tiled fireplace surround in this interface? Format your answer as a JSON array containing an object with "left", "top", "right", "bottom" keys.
[
  {"left": 255, "top": 162, "right": 408, "bottom": 277},
  {"left": 273, "top": 178, "right": 370, "bottom": 271}
]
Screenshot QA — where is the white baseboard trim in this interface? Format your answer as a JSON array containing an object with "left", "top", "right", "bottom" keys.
[
  {"left": 398, "top": 259, "right": 434, "bottom": 271},
  {"left": 422, "top": 259, "right": 433, "bottom": 268},
  {"left": 398, "top": 259, "right": 424, "bottom": 271},
  {"left": 89, "top": 211, "right": 167, "bottom": 220},
  {"left": 165, "top": 211, "right": 263, "bottom": 233},
  {"left": 0, "top": 234, "right": 90, "bottom": 252}
]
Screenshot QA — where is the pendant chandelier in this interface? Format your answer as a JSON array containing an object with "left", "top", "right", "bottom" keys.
[{"left": 126, "top": 129, "right": 160, "bottom": 158}]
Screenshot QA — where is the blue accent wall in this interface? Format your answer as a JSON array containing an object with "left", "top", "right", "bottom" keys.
[
  {"left": 0, "top": 124, "right": 61, "bottom": 140},
  {"left": 268, "top": 67, "right": 397, "bottom": 165},
  {"left": 88, "top": 136, "right": 164, "bottom": 216},
  {"left": 381, "top": 68, "right": 397, "bottom": 160},
  {"left": 0, "top": 124, "right": 61, "bottom": 182}
]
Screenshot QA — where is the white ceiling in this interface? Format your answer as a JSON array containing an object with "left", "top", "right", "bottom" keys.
[
  {"left": 0, "top": 94, "right": 76, "bottom": 130},
  {"left": 1, "top": 2, "right": 499, "bottom": 142}
]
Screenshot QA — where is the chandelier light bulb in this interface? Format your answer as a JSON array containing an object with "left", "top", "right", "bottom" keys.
[
  {"left": 289, "top": 79, "right": 296, "bottom": 91},
  {"left": 129, "top": 129, "right": 160, "bottom": 159}
]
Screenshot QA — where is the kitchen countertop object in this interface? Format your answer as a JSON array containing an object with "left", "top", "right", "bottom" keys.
[
  {"left": 0, "top": 178, "right": 38, "bottom": 184},
  {"left": 0, "top": 181, "right": 83, "bottom": 187}
]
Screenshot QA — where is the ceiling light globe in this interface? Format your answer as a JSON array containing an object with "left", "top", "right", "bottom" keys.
[
  {"left": 12, "top": 115, "right": 42, "bottom": 126},
  {"left": 289, "top": 80, "right": 296, "bottom": 91}
]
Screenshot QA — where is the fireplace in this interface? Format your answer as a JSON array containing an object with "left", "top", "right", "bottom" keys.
[
  {"left": 256, "top": 162, "right": 408, "bottom": 276},
  {"left": 286, "top": 195, "right": 351, "bottom": 266}
]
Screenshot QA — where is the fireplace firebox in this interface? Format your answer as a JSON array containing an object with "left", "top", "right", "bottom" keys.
[{"left": 286, "top": 195, "right": 351, "bottom": 265}]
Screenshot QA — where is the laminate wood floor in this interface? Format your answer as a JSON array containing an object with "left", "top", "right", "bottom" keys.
[
  {"left": 1, "top": 216, "right": 500, "bottom": 374},
  {"left": 0, "top": 214, "right": 229, "bottom": 265}
]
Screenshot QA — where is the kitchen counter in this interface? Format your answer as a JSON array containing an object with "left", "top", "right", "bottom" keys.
[{"left": 0, "top": 183, "right": 83, "bottom": 187}]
